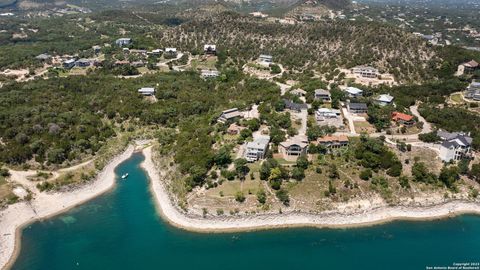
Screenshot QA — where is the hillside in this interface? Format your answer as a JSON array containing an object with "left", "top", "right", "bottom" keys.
[{"left": 158, "top": 11, "right": 437, "bottom": 82}]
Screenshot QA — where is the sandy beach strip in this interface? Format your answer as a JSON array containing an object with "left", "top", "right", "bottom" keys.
[
  {"left": 0, "top": 145, "right": 135, "bottom": 270},
  {"left": 142, "top": 146, "right": 480, "bottom": 233}
]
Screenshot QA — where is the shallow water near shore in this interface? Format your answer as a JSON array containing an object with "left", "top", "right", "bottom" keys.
[{"left": 11, "top": 153, "right": 480, "bottom": 270}]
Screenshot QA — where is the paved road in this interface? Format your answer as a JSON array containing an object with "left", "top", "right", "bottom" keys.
[{"left": 410, "top": 104, "right": 432, "bottom": 134}]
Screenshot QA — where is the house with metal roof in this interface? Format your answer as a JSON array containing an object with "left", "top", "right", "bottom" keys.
[
  {"left": 314, "top": 89, "right": 331, "bottom": 102},
  {"left": 284, "top": 99, "right": 308, "bottom": 112},
  {"left": 138, "top": 87, "right": 155, "bottom": 96},
  {"left": 375, "top": 94, "right": 395, "bottom": 106},
  {"left": 115, "top": 38, "right": 132, "bottom": 47},
  {"left": 351, "top": 66, "right": 379, "bottom": 78},
  {"left": 218, "top": 108, "right": 243, "bottom": 123},
  {"left": 345, "top": 87, "right": 363, "bottom": 98},
  {"left": 347, "top": 102, "right": 368, "bottom": 114}
]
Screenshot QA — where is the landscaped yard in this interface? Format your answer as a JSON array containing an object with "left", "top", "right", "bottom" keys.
[{"left": 354, "top": 121, "right": 375, "bottom": 133}]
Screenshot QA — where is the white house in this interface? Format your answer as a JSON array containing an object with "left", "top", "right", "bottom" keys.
[
  {"left": 351, "top": 66, "right": 379, "bottom": 78},
  {"left": 62, "top": 59, "right": 76, "bottom": 69},
  {"left": 245, "top": 135, "right": 270, "bottom": 162},
  {"left": 439, "top": 134, "right": 472, "bottom": 162},
  {"left": 345, "top": 87, "right": 363, "bottom": 98},
  {"left": 165, "top": 48, "right": 177, "bottom": 57},
  {"left": 258, "top": 54, "right": 273, "bottom": 66},
  {"left": 138, "top": 87, "right": 155, "bottom": 96},
  {"left": 204, "top": 44, "right": 217, "bottom": 55},
  {"left": 201, "top": 69, "right": 220, "bottom": 79},
  {"left": 375, "top": 94, "right": 394, "bottom": 106},
  {"left": 115, "top": 38, "right": 132, "bottom": 47},
  {"left": 316, "top": 108, "right": 340, "bottom": 119}
]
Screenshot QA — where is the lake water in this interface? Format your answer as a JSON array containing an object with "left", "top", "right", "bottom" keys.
[{"left": 11, "top": 153, "right": 480, "bottom": 270}]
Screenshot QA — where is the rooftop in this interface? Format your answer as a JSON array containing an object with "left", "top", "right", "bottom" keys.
[
  {"left": 315, "top": 89, "right": 330, "bottom": 95},
  {"left": 345, "top": 87, "right": 363, "bottom": 95},
  {"left": 392, "top": 111, "right": 413, "bottom": 122},
  {"left": 348, "top": 102, "right": 368, "bottom": 110},
  {"left": 280, "top": 135, "right": 308, "bottom": 148},
  {"left": 318, "top": 135, "right": 349, "bottom": 143},
  {"left": 376, "top": 94, "right": 394, "bottom": 103}
]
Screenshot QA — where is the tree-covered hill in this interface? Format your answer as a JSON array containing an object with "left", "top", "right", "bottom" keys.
[{"left": 158, "top": 11, "right": 437, "bottom": 82}]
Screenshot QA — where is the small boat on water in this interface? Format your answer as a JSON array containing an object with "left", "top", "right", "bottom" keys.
[{"left": 121, "top": 173, "right": 129, "bottom": 179}]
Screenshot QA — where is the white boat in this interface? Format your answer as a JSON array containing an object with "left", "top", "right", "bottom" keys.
[{"left": 121, "top": 173, "right": 129, "bottom": 179}]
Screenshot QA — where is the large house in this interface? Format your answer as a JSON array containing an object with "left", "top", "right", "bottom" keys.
[
  {"left": 391, "top": 112, "right": 415, "bottom": 126},
  {"left": 63, "top": 59, "right": 76, "bottom": 69},
  {"left": 138, "top": 87, "right": 155, "bottom": 96},
  {"left": 438, "top": 132, "right": 472, "bottom": 162},
  {"left": 165, "top": 48, "right": 177, "bottom": 57},
  {"left": 347, "top": 102, "right": 368, "bottom": 114},
  {"left": 375, "top": 94, "right": 394, "bottom": 106},
  {"left": 279, "top": 135, "right": 309, "bottom": 160},
  {"left": 317, "top": 135, "right": 349, "bottom": 149},
  {"left": 316, "top": 108, "right": 340, "bottom": 119},
  {"left": 351, "top": 66, "right": 379, "bottom": 78},
  {"left": 465, "top": 81, "right": 480, "bottom": 101},
  {"left": 201, "top": 69, "right": 220, "bottom": 79},
  {"left": 218, "top": 108, "right": 243, "bottom": 123},
  {"left": 35, "top": 53, "right": 51, "bottom": 61},
  {"left": 258, "top": 54, "right": 273, "bottom": 66},
  {"left": 456, "top": 60, "right": 479, "bottom": 76},
  {"left": 115, "top": 38, "right": 132, "bottom": 47},
  {"left": 314, "top": 89, "right": 331, "bottom": 102},
  {"left": 284, "top": 99, "right": 308, "bottom": 112},
  {"left": 75, "top": 59, "right": 91, "bottom": 68},
  {"left": 245, "top": 135, "right": 270, "bottom": 162},
  {"left": 204, "top": 44, "right": 217, "bottom": 55},
  {"left": 290, "top": 88, "right": 307, "bottom": 97},
  {"left": 345, "top": 87, "right": 363, "bottom": 98}
]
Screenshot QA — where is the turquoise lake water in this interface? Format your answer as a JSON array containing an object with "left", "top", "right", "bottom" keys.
[{"left": 11, "top": 153, "right": 480, "bottom": 270}]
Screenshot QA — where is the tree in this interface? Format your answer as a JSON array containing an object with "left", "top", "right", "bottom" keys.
[
  {"left": 291, "top": 167, "right": 305, "bottom": 181},
  {"left": 360, "top": 168, "right": 372, "bottom": 180},
  {"left": 458, "top": 159, "right": 470, "bottom": 175},
  {"left": 214, "top": 147, "right": 232, "bottom": 167},
  {"left": 387, "top": 162, "right": 402, "bottom": 177},
  {"left": 418, "top": 132, "right": 441, "bottom": 143},
  {"left": 469, "top": 164, "right": 480, "bottom": 183},
  {"left": 276, "top": 189, "right": 290, "bottom": 206},
  {"left": 398, "top": 175, "right": 410, "bottom": 189},
  {"left": 257, "top": 189, "right": 266, "bottom": 204},
  {"left": 438, "top": 166, "right": 460, "bottom": 189},
  {"left": 269, "top": 167, "right": 283, "bottom": 190},
  {"left": 328, "top": 164, "right": 339, "bottom": 179},
  {"left": 296, "top": 155, "right": 309, "bottom": 169},
  {"left": 234, "top": 158, "right": 250, "bottom": 179},
  {"left": 411, "top": 162, "right": 437, "bottom": 184},
  {"left": 235, "top": 191, "right": 246, "bottom": 203}
]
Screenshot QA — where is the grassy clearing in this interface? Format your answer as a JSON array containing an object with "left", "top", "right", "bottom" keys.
[
  {"left": 354, "top": 121, "right": 375, "bottom": 133},
  {"left": 450, "top": 93, "right": 464, "bottom": 104},
  {"left": 206, "top": 179, "right": 263, "bottom": 198},
  {"left": 0, "top": 176, "right": 16, "bottom": 208}
]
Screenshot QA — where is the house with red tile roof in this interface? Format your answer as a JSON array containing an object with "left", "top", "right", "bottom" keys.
[{"left": 392, "top": 112, "right": 415, "bottom": 126}]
